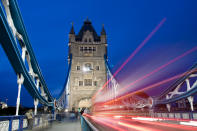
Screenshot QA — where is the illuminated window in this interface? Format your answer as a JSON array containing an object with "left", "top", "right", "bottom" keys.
[{"left": 84, "top": 79, "right": 92, "bottom": 86}]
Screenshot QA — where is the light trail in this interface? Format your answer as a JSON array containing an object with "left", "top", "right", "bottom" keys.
[
  {"left": 180, "top": 121, "right": 197, "bottom": 127},
  {"left": 84, "top": 113, "right": 197, "bottom": 131},
  {"left": 83, "top": 113, "right": 124, "bottom": 131},
  {"left": 90, "top": 114, "right": 160, "bottom": 131},
  {"left": 118, "top": 121, "right": 161, "bottom": 131},
  {"left": 121, "top": 117, "right": 197, "bottom": 131},
  {"left": 92, "top": 18, "right": 167, "bottom": 100},
  {"left": 119, "top": 46, "right": 197, "bottom": 94},
  {"left": 103, "top": 68, "right": 196, "bottom": 105},
  {"left": 94, "top": 113, "right": 195, "bottom": 122}
]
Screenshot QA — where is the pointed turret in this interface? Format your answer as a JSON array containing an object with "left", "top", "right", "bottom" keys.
[
  {"left": 84, "top": 17, "right": 91, "bottom": 25},
  {"left": 101, "top": 24, "right": 106, "bottom": 36},
  {"left": 69, "top": 22, "right": 75, "bottom": 43},
  {"left": 69, "top": 22, "right": 75, "bottom": 34},
  {"left": 101, "top": 24, "right": 107, "bottom": 44}
]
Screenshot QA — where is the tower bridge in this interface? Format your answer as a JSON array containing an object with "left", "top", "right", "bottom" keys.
[
  {"left": 0, "top": 0, "right": 197, "bottom": 130},
  {"left": 67, "top": 19, "right": 107, "bottom": 111}
]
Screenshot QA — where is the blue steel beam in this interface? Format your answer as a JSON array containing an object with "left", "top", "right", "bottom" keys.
[
  {"left": 156, "top": 63, "right": 197, "bottom": 100},
  {"left": 7, "top": 0, "right": 53, "bottom": 102},
  {"left": 57, "top": 55, "right": 72, "bottom": 100},
  {"left": 154, "top": 63, "right": 197, "bottom": 105},
  {"left": 56, "top": 55, "right": 72, "bottom": 109},
  {"left": 0, "top": 4, "right": 53, "bottom": 106},
  {"left": 155, "top": 83, "right": 197, "bottom": 105},
  {"left": 156, "top": 63, "right": 197, "bottom": 99}
]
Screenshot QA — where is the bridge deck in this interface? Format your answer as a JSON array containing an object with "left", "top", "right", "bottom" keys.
[{"left": 47, "top": 120, "right": 81, "bottom": 131}]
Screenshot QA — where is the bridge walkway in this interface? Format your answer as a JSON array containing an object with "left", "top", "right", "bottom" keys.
[
  {"left": 46, "top": 118, "right": 81, "bottom": 131},
  {"left": 46, "top": 119, "right": 81, "bottom": 131}
]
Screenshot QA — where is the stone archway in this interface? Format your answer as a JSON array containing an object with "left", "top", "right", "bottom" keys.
[{"left": 78, "top": 98, "right": 92, "bottom": 108}]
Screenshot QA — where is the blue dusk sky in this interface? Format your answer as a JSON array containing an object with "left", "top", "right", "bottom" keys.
[{"left": 0, "top": 0, "right": 197, "bottom": 107}]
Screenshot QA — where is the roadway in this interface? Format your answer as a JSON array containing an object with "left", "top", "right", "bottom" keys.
[{"left": 84, "top": 114, "right": 197, "bottom": 131}]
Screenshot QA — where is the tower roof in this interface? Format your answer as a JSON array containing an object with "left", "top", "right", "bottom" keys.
[
  {"left": 69, "top": 23, "right": 75, "bottom": 34},
  {"left": 101, "top": 24, "right": 106, "bottom": 35},
  {"left": 75, "top": 18, "right": 100, "bottom": 41}
]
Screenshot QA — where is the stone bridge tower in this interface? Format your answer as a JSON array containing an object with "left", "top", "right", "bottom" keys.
[{"left": 67, "top": 19, "right": 107, "bottom": 111}]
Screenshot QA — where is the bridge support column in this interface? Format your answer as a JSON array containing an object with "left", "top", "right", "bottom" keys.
[
  {"left": 34, "top": 79, "right": 40, "bottom": 115},
  {"left": 34, "top": 99, "right": 38, "bottom": 115},
  {"left": 21, "top": 47, "right": 27, "bottom": 62},
  {"left": 16, "top": 74, "right": 24, "bottom": 116},
  {"left": 166, "top": 104, "right": 171, "bottom": 112},
  {"left": 188, "top": 96, "right": 194, "bottom": 111}
]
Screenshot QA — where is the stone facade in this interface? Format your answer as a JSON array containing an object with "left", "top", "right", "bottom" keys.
[{"left": 67, "top": 19, "right": 107, "bottom": 111}]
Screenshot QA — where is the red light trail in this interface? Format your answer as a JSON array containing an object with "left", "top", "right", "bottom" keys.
[
  {"left": 83, "top": 113, "right": 197, "bottom": 131},
  {"left": 83, "top": 113, "right": 124, "bottom": 131},
  {"left": 92, "top": 18, "right": 167, "bottom": 99},
  {"left": 119, "top": 46, "right": 197, "bottom": 94},
  {"left": 121, "top": 117, "right": 197, "bottom": 131},
  {"left": 103, "top": 68, "right": 196, "bottom": 105}
]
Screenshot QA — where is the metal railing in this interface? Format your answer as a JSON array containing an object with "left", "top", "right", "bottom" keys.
[
  {"left": 151, "top": 112, "right": 197, "bottom": 120},
  {"left": 81, "top": 115, "right": 98, "bottom": 131},
  {"left": 0, "top": 114, "right": 54, "bottom": 131}
]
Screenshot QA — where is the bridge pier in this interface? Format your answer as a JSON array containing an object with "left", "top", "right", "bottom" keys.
[
  {"left": 16, "top": 74, "right": 24, "bottom": 116},
  {"left": 187, "top": 96, "right": 194, "bottom": 111},
  {"left": 34, "top": 79, "right": 40, "bottom": 115}
]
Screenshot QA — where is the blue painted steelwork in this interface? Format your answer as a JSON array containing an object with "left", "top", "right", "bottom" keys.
[
  {"left": 154, "top": 63, "right": 197, "bottom": 105},
  {"left": 0, "top": 115, "right": 26, "bottom": 131},
  {"left": 104, "top": 55, "right": 119, "bottom": 89},
  {"left": 157, "top": 63, "right": 197, "bottom": 99},
  {"left": 0, "top": 114, "right": 54, "bottom": 131},
  {"left": 0, "top": 2, "right": 53, "bottom": 106},
  {"left": 152, "top": 111, "right": 197, "bottom": 120},
  {"left": 81, "top": 116, "right": 94, "bottom": 131},
  {"left": 8, "top": 0, "right": 53, "bottom": 102},
  {"left": 56, "top": 54, "right": 72, "bottom": 109}
]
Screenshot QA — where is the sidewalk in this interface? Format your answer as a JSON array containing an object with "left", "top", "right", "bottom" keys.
[{"left": 46, "top": 120, "right": 81, "bottom": 131}]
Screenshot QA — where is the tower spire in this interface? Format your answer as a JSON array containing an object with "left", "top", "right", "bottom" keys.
[
  {"left": 84, "top": 17, "right": 91, "bottom": 24},
  {"left": 69, "top": 22, "right": 75, "bottom": 34},
  {"left": 101, "top": 24, "right": 106, "bottom": 35}
]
